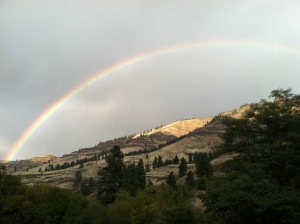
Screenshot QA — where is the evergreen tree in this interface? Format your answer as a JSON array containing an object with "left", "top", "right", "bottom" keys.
[
  {"left": 152, "top": 156, "right": 158, "bottom": 169},
  {"left": 75, "top": 170, "right": 82, "bottom": 183},
  {"left": 194, "top": 153, "right": 213, "bottom": 177},
  {"left": 98, "top": 145, "right": 125, "bottom": 204},
  {"left": 145, "top": 162, "right": 151, "bottom": 172},
  {"left": 88, "top": 177, "right": 94, "bottom": 189},
  {"left": 55, "top": 163, "right": 61, "bottom": 170},
  {"left": 173, "top": 155, "right": 179, "bottom": 164},
  {"left": 185, "top": 171, "right": 194, "bottom": 188},
  {"left": 80, "top": 182, "right": 91, "bottom": 196},
  {"left": 123, "top": 162, "right": 137, "bottom": 195},
  {"left": 178, "top": 157, "right": 188, "bottom": 177},
  {"left": 166, "top": 172, "right": 177, "bottom": 189},
  {"left": 157, "top": 155, "right": 163, "bottom": 168},
  {"left": 136, "top": 159, "right": 146, "bottom": 190}
]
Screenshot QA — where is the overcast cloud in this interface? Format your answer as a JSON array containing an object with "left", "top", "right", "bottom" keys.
[{"left": 1, "top": 0, "right": 300, "bottom": 160}]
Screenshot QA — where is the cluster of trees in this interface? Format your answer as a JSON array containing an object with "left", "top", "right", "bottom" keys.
[
  {"left": 97, "top": 146, "right": 147, "bottom": 204},
  {"left": 163, "top": 153, "right": 212, "bottom": 191},
  {"left": 152, "top": 154, "right": 183, "bottom": 169},
  {"left": 74, "top": 170, "right": 95, "bottom": 196},
  {"left": 1, "top": 162, "right": 205, "bottom": 224},
  {"left": 152, "top": 155, "right": 164, "bottom": 169},
  {"left": 44, "top": 153, "right": 107, "bottom": 172},
  {"left": 202, "top": 88, "right": 300, "bottom": 223},
  {"left": 0, "top": 165, "right": 104, "bottom": 224},
  {"left": 125, "top": 147, "right": 157, "bottom": 156}
]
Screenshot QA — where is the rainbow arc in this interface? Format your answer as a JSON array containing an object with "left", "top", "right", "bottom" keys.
[{"left": 5, "top": 39, "right": 300, "bottom": 161}]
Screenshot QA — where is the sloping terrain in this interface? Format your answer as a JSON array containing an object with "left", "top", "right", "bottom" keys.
[
  {"left": 13, "top": 106, "right": 247, "bottom": 191},
  {"left": 5, "top": 155, "right": 57, "bottom": 173},
  {"left": 16, "top": 117, "right": 213, "bottom": 189}
]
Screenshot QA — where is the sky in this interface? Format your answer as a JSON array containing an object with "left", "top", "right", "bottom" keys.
[{"left": 1, "top": 0, "right": 300, "bottom": 160}]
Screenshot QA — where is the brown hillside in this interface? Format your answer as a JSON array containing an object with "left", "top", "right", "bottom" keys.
[{"left": 14, "top": 105, "right": 249, "bottom": 191}]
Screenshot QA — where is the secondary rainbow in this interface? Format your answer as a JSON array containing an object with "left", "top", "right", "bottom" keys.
[{"left": 5, "top": 39, "right": 300, "bottom": 161}]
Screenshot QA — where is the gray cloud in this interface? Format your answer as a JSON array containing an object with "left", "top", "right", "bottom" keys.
[{"left": 1, "top": 0, "right": 300, "bottom": 159}]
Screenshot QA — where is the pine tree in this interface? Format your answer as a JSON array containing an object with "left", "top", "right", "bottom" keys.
[
  {"left": 55, "top": 163, "right": 61, "bottom": 170},
  {"left": 136, "top": 158, "right": 146, "bottom": 189},
  {"left": 98, "top": 145, "right": 125, "bottom": 204},
  {"left": 178, "top": 157, "right": 188, "bottom": 177},
  {"left": 166, "top": 171, "right": 177, "bottom": 189},
  {"left": 194, "top": 153, "right": 213, "bottom": 177},
  {"left": 157, "top": 155, "right": 163, "bottom": 168},
  {"left": 145, "top": 162, "right": 151, "bottom": 172},
  {"left": 185, "top": 170, "right": 194, "bottom": 188},
  {"left": 75, "top": 170, "right": 82, "bottom": 183},
  {"left": 152, "top": 156, "right": 158, "bottom": 169},
  {"left": 173, "top": 155, "right": 179, "bottom": 164},
  {"left": 88, "top": 177, "right": 94, "bottom": 189},
  {"left": 123, "top": 162, "right": 137, "bottom": 195}
]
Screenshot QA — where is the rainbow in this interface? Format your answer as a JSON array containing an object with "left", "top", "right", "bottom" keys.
[{"left": 5, "top": 39, "right": 300, "bottom": 161}]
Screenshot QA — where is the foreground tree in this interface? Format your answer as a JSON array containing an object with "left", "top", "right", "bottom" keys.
[
  {"left": 98, "top": 145, "right": 125, "bottom": 204},
  {"left": 136, "top": 158, "right": 146, "bottom": 190},
  {"left": 194, "top": 152, "right": 213, "bottom": 177},
  {"left": 202, "top": 88, "right": 300, "bottom": 224}
]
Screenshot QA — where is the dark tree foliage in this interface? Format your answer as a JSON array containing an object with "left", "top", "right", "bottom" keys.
[
  {"left": 136, "top": 159, "right": 146, "bottom": 190},
  {"left": 80, "top": 177, "right": 95, "bottom": 196},
  {"left": 173, "top": 155, "right": 179, "bottom": 164},
  {"left": 164, "top": 158, "right": 174, "bottom": 166},
  {"left": 194, "top": 152, "right": 213, "bottom": 177},
  {"left": 145, "top": 162, "right": 151, "bottom": 172},
  {"left": 75, "top": 170, "right": 82, "bottom": 183},
  {"left": 152, "top": 156, "right": 158, "bottom": 169},
  {"left": 44, "top": 154, "right": 101, "bottom": 172},
  {"left": 0, "top": 165, "right": 105, "bottom": 224},
  {"left": 202, "top": 88, "right": 300, "bottom": 224},
  {"left": 166, "top": 172, "right": 177, "bottom": 190},
  {"left": 157, "top": 155, "right": 164, "bottom": 168},
  {"left": 123, "top": 159, "right": 146, "bottom": 196},
  {"left": 123, "top": 162, "right": 138, "bottom": 196},
  {"left": 185, "top": 171, "right": 195, "bottom": 188},
  {"left": 98, "top": 145, "right": 125, "bottom": 204},
  {"left": 178, "top": 157, "right": 188, "bottom": 177}
]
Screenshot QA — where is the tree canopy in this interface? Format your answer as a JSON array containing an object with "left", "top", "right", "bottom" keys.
[{"left": 202, "top": 88, "right": 300, "bottom": 223}]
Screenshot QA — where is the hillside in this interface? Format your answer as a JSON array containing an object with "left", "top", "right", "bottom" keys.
[
  {"left": 11, "top": 106, "right": 246, "bottom": 191},
  {"left": 5, "top": 155, "right": 57, "bottom": 173},
  {"left": 16, "top": 117, "right": 213, "bottom": 189}
]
